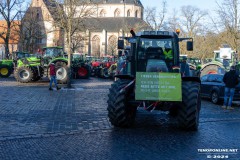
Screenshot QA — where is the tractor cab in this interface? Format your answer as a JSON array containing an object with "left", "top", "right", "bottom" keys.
[
  {"left": 117, "top": 30, "right": 193, "bottom": 77},
  {"left": 42, "top": 47, "right": 65, "bottom": 58},
  {"left": 12, "top": 51, "right": 31, "bottom": 60},
  {"left": 41, "top": 47, "right": 67, "bottom": 66}
]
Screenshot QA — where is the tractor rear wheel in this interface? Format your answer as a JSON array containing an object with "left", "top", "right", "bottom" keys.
[
  {"left": 107, "top": 79, "right": 136, "bottom": 127},
  {"left": 55, "top": 61, "right": 68, "bottom": 84},
  {"left": 14, "top": 66, "right": 34, "bottom": 83},
  {"left": 178, "top": 81, "right": 201, "bottom": 131},
  {"left": 77, "top": 65, "right": 90, "bottom": 79},
  {"left": 0, "top": 65, "right": 12, "bottom": 78}
]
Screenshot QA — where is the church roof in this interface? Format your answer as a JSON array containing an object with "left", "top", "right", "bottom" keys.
[
  {"left": 80, "top": 17, "right": 150, "bottom": 32},
  {"left": 42, "top": 0, "right": 64, "bottom": 21}
]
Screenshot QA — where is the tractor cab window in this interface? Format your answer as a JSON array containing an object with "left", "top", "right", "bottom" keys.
[
  {"left": 137, "top": 38, "right": 173, "bottom": 72},
  {"left": 138, "top": 38, "right": 173, "bottom": 59},
  {"left": 15, "top": 52, "right": 30, "bottom": 59},
  {"left": 44, "top": 48, "right": 64, "bottom": 57}
]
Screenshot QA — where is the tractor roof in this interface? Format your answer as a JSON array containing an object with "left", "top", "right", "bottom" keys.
[{"left": 136, "top": 31, "right": 176, "bottom": 37}]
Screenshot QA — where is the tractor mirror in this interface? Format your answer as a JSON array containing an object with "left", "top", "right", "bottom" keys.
[
  {"left": 118, "top": 40, "right": 124, "bottom": 49},
  {"left": 187, "top": 41, "right": 193, "bottom": 51}
]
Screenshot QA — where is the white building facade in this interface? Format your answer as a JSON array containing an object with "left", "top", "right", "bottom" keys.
[{"left": 27, "top": 0, "right": 149, "bottom": 56}]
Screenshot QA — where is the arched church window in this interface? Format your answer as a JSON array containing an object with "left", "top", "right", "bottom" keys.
[
  {"left": 114, "top": 9, "right": 121, "bottom": 17},
  {"left": 100, "top": 9, "right": 106, "bottom": 17},
  {"left": 92, "top": 35, "right": 100, "bottom": 57},
  {"left": 135, "top": 10, "right": 138, "bottom": 18},
  {"left": 107, "top": 35, "right": 117, "bottom": 56},
  {"left": 127, "top": 10, "right": 131, "bottom": 17}
]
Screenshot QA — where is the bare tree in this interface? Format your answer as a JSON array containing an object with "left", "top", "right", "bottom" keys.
[
  {"left": 215, "top": 0, "right": 240, "bottom": 51},
  {"left": 19, "top": 7, "right": 47, "bottom": 53},
  {"left": 71, "top": 33, "right": 86, "bottom": 53},
  {"left": 165, "top": 9, "right": 181, "bottom": 31},
  {"left": 180, "top": 5, "right": 208, "bottom": 37},
  {"left": 47, "top": 0, "right": 97, "bottom": 87},
  {"left": 144, "top": 0, "right": 167, "bottom": 30},
  {"left": 0, "top": 0, "right": 24, "bottom": 58}
]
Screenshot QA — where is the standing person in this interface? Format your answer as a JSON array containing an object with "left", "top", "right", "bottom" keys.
[
  {"left": 180, "top": 56, "right": 190, "bottom": 77},
  {"left": 49, "top": 63, "right": 61, "bottom": 91},
  {"left": 222, "top": 65, "right": 239, "bottom": 109}
]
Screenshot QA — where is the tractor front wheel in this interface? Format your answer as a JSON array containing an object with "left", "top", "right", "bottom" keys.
[
  {"left": 14, "top": 66, "right": 34, "bottom": 83},
  {"left": 107, "top": 79, "right": 136, "bottom": 127},
  {"left": 178, "top": 81, "right": 201, "bottom": 131}
]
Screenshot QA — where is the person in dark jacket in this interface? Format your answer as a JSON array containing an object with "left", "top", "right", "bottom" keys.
[
  {"left": 180, "top": 56, "right": 190, "bottom": 77},
  {"left": 222, "top": 65, "right": 239, "bottom": 109},
  {"left": 49, "top": 63, "right": 61, "bottom": 91}
]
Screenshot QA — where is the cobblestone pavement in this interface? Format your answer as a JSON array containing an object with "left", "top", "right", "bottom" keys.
[{"left": 0, "top": 76, "right": 239, "bottom": 160}]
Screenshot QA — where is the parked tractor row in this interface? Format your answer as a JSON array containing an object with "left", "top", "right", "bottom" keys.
[
  {"left": 0, "top": 47, "right": 92, "bottom": 83},
  {"left": 89, "top": 56, "right": 117, "bottom": 79}
]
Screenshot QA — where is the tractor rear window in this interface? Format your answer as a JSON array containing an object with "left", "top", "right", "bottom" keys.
[{"left": 138, "top": 38, "right": 173, "bottom": 60}]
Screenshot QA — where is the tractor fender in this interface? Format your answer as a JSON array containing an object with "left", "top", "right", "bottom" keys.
[
  {"left": 200, "top": 62, "right": 223, "bottom": 72},
  {"left": 50, "top": 59, "right": 68, "bottom": 65}
]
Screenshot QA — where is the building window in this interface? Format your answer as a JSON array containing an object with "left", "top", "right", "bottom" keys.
[
  {"left": 114, "top": 9, "right": 121, "bottom": 17},
  {"left": 92, "top": 35, "right": 100, "bottom": 57},
  {"left": 127, "top": 10, "right": 131, "bottom": 17},
  {"left": 135, "top": 10, "right": 138, "bottom": 18},
  {"left": 36, "top": 30, "right": 42, "bottom": 44},
  {"left": 36, "top": 10, "right": 40, "bottom": 20},
  {"left": 108, "top": 35, "right": 117, "bottom": 56},
  {"left": 100, "top": 9, "right": 106, "bottom": 17}
]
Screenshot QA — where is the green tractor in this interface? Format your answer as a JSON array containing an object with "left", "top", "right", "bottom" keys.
[
  {"left": 14, "top": 46, "right": 68, "bottom": 83},
  {"left": 200, "top": 46, "right": 238, "bottom": 77},
  {"left": 107, "top": 30, "right": 201, "bottom": 131},
  {"left": 0, "top": 51, "right": 34, "bottom": 78},
  {"left": 71, "top": 53, "right": 91, "bottom": 79}
]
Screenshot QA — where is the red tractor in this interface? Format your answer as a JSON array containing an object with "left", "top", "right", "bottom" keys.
[{"left": 99, "top": 56, "right": 117, "bottom": 78}]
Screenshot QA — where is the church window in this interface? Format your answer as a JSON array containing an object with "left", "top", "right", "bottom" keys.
[
  {"left": 127, "top": 10, "right": 131, "bottom": 17},
  {"left": 114, "top": 9, "right": 121, "bottom": 17},
  {"left": 92, "top": 35, "right": 100, "bottom": 57}
]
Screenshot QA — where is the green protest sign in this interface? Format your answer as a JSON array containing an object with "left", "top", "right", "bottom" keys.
[{"left": 135, "top": 72, "right": 182, "bottom": 101}]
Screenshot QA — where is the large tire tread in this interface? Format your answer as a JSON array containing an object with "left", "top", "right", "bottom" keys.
[
  {"left": 178, "top": 81, "right": 201, "bottom": 131},
  {"left": 107, "top": 79, "right": 136, "bottom": 127},
  {"left": 14, "top": 66, "right": 34, "bottom": 83}
]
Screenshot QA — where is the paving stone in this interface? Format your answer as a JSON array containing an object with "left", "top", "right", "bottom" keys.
[{"left": 0, "top": 77, "right": 240, "bottom": 160}]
